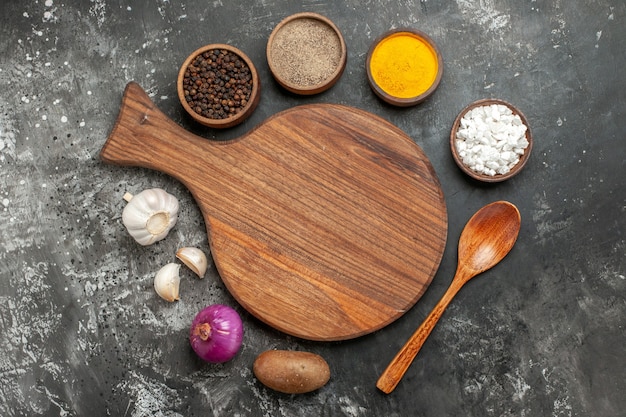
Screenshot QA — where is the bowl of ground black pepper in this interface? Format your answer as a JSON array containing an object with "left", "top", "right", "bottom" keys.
[
  {"left": 267, "top": 12, "right": 347, "bottom": 95},
  {"left": 177, "top": 44, "right": 260, "bottom": 128}
]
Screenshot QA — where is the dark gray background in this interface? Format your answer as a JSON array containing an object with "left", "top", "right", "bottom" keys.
[{"left": 1, "top": 1, "right": 624, "bottom": 416}]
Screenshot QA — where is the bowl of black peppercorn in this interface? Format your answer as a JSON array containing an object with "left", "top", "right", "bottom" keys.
[{"left": 177, "top": 44, "right": 260, "bottom": 129}]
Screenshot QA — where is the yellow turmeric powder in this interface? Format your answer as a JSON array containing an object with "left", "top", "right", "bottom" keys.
[{"left": 369, "top": 32, "right": 439, "bottom": 99}]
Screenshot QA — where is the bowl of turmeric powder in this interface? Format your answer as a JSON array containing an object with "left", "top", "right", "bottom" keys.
[{"left": 366, "top": 29, "right": 443, "bottom": 107}]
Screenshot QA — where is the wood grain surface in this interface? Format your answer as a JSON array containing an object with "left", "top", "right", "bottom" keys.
[{"left": 101, "top": 82, "right": 447, "bottom": 341}]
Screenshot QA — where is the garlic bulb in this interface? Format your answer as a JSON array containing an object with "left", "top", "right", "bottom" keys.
[
  {"left": 176, "top": 247, "right": 208, "bottom": 278},
  {"left": 154, "top": 263, "right": 181, "bottom": 302},
  {"left": 122, "top": 188, "right": 179, "bottom": 246}
]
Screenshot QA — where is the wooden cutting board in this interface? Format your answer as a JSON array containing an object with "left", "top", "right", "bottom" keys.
[{"left": 101, "top": 82, "right": 447, "bottom": 341}]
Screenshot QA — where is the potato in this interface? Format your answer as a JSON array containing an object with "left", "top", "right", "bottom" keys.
[{"left": 253, "top": 350, "right": 330, "bottom": 394}]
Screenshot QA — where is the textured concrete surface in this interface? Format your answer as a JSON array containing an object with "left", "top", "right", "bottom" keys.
[{"left": 1, "top": 1, "right": 624, "bottom": 416}]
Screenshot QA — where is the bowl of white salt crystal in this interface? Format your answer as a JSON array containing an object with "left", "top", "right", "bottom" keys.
[{"left": 450, "top": 98, "right": 532, "bottom": 182}]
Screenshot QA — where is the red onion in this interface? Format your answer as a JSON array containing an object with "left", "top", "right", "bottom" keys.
[{"left": 189, "top": 304, "right": 243, "bottom": 363}]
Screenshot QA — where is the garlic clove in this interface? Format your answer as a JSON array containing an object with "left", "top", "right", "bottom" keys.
[
  {"left": 122, "top": 188, "right": 180, "bottom": 246},
  {"left": 154, "top": 263, "right": 181, "bottom": 302},
  {"left": 176, "top": 247, "right": 208, "bottom": 278}
]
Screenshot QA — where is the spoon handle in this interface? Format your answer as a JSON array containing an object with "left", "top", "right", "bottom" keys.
[{"left": 376, "top": 277, "right": 465, "bottom": 394}]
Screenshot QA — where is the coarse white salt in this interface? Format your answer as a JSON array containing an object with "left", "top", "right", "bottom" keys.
[{"left": 455, "top": 103, "right": 529, "bottom": 176}]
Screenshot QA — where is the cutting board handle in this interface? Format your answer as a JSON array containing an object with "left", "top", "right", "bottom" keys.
[{"left": 101, "top": 81, "right": 221, "bottom": 184}]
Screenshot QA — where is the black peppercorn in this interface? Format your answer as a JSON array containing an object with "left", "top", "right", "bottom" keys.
[{"left": 182, "top": 49, "right": 253, "bottom": 120}]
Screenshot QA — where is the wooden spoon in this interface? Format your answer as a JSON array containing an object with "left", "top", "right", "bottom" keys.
[{"left": 376, "top": 201, "right": 521, "bottom": 394}]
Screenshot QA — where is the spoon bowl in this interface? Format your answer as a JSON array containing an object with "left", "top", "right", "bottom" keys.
[
  {"left": 457, "top": 200, "right": 521, "bottom": 277},
  {"left": 376, "top": 201, "right": 521, "bottom": 394}
]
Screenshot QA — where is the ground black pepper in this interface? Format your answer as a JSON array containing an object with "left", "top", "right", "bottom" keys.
[
  {"left": 182, "top": 49, "right": 253, "bottom": 120},
  {"left": 269, "top": 18, "right": 342, "bottom": 87}
]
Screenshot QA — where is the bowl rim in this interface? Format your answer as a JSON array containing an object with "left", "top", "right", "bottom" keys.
[
  {"left": 366, "top": 28, "right": 443, "bottom": 107},
  {"left": 177, "top": 43, "right": 260, "bottom": 129},
  {"left": 266, "top": 12, "right": 347, "bottom": 95},
  {"left": 450, "top": 98, "right": 533, "bottom": 183}
]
